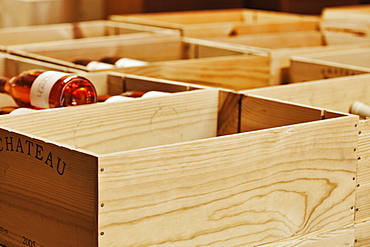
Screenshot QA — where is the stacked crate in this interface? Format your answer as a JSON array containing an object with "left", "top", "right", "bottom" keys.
[{"left": 1, "top": 6, "right": 370, "bottom": 247}]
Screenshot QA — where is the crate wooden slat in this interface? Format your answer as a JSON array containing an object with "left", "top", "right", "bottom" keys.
[
  {"left": 355, "top": 220, "right": 370, "bottom": 246},
  {"left": 109, "top": 8, "right": 320, "bottom": 38},
  {"left": 117, "top": 54, "right": 270, "bottom": 91},
  {"left": 0, "top": 87, "right": 359, "bottom": 246},
  {"left": 0, "top": 20, "right": 178, "bottom": 46},
  {"left": 289, "top": 47, "right": 370, "bottom": 82},
  {"left": 321, "top": 5, "right": 370, "bottom": 45},
  {"left": 240, "top": 74, "right": 370, "bottom": 245}
]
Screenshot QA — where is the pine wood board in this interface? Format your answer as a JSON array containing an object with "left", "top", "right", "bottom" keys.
[
  {"left": 119, "top": 55, "right": 271, "bottom": 91},
  {"left": 241, "top": 74, "right": 370, "bottom": 223},
  {"left": 355, "top": 220, "right": 370, "bottom": 246},
  {"left": 290, "top": 48, "right": 370, "bottom": 82},
  {"left": 0, "top": 20, "right": 178, "bottom": 46},
  {"left": 257, "top": 224, "right": 355, "bottom": 247},
  {"left": 97, "top": 113, "right": 358, "bottom": 246}
]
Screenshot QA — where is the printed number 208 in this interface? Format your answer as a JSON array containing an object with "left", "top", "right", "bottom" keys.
[{"left": 22, "top": 236, "right": 36, "bottom": 247}]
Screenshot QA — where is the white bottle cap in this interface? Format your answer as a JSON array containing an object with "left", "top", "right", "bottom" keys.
[
  {"left": 350, "top": 101, "right": 370, "bottom": 118},
  {"left": 141, "top": 91, "right": 171, "bottom": 99},
  {"left": 9, "top": 108, "right": 38, "bottom": 115},
  {"left": 86, "top": 61, "right": 115, "bottom": 70},
  {"left": 104, "top": 95, "right": 135, "bottom": 103},
  {"left": 115, "top": 58, "right": 149, "bottom": 68}
]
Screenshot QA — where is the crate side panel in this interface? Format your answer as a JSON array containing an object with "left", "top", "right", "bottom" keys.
[
  {"left": 0, "top": 90, "right": 219, "bottom": 155},
  {"left": 98, "top": 115, "right": 358, "bottom": 246},
  {"left": 7, "top": 33, "right": 184, "bottom": 64},
  {"left": 0, "top": 129, "right": 98, "bottom": 247},
  {"left": 240, "top": 95, "right": 323, "bottom": 132},
  {"left": 290, "top": 59, "right": 370, "bottom": 83},
  {"left": 120, "top": 55, "right": 271, "bottom": 91},
  {"left": 241, "top": 74, "right": 370, "bottom": 114}
]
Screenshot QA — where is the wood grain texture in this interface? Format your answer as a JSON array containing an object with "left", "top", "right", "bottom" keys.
[
  {"left": 109, "top": 8, "right": 319, "bottom": 38},
  {"left": 290, "top": 48, "right": 370, "bottom": 82},
  {"left": 257, "top": 224, "right": 355, "bottom": 246},
  {"left": 98, "top": 114, "right": 358, "bottom": 246},
  {"left": 119, "top": 55, "right": 271, "bottom": 90},
  {"left": 240, "top": 95, "right": 324, "bottom": 132},
  {"left": 355, "top": 220, "right": 370, "bottom": 247},
  {"left": 0, "top": 90, "right": 219, "bottom": 155},
  {"left": 217, "top": 91, "right": 241, "bottom": 136},
  {"left": 242, "top": 75, "right": 370, "bottom": 223},
  {"left": 7, "top": 32, "right": 184, "bottom": 65},
  {"left": 0, "top": 129, "right": 99, "bottom": 247},
  {"left": 240, "top": 73, "right": 370, "bottom": 114}
]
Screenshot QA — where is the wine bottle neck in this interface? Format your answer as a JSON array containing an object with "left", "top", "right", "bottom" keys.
[{"left": 0, "top": 76, "right": 10, "bottom": 94}]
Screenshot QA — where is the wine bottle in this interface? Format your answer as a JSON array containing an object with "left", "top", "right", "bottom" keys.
[
  {"left": 73, "top": 59, "right": 115, "bottom": 70},
  {"left": 0, "top": 70, "right": 97, "bottom": 109},
  {"left": 141, "top": 91, "right": 171, "bottom": 98},
  {"left": 350, "top": 101, "right": 370, "bottom": 118},
  {"left": 99, "top": 57, "right": 148, "bottom": 68}
]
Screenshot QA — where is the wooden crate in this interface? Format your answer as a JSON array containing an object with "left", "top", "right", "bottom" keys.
[
  {"left": 0, "top": 51, "right": 211, "bottom": 116},
  {"left": 241, "top": 73, "right": 370, "bottom": 246},
  {"left": 0, "top": 51, "right": 88, "bottom": 108},
  {"left": 0, "top": 0, "right": 105, "bottom": 28},
  {"left": 4, "top": 33, "right": 261, "bottom": 89},
  {"left": 279, "top": 0, "right": 360, "bottom": 15},
  {"left": 321, "top": 5, "right": 370, "bottom": 45},
  {"left": 289, "top": 47, "right": 370, "bottom": 82},
  {"left": 0, "top": 87, "right": 359, "bottom": 246},
  {"left": 191, "top": 30, "right": 370, "bottom": 85},
  {"left": 5, "top": 32, "right": 243, "bottom": 65},
  {"left": 0, "top": 20, "right": 178, "bottom": 46},
  {"left": 109, "top": 8, "right": 320, "bottom": 38},
  {"left": 11, "top": 28, "right": 370, "bottom": 87}
]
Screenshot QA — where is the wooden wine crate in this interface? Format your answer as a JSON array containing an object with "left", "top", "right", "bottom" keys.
[
  {"left": 0, "top": 0, "right": 105, "bottom": 28},
  {"left": 0, "top": 51, "right": 210, "bottom": 118},
  {"left": 321, "top": 5, "right": 370, "bottom": 45},
  {"left": 109, "top": 8, "right": 320, "bottom": 38},
  {"left": 0, "top": 87, "right": 359, "bottom": 246},
  {"left": 289, "top": 47, "right": 370, "bottom": 82},
  {"left": 0, "top": 51, "right": 86, "bottom": 108},
  {"left": 241, "top": 74, "right": 370, "bottom": 246},
  {"left": 1, "top": 24, "right": 275, "bottom": 90},
  {"left": 188, "top": 30, "right": 370, "bottom": 85},
  {"left": 5, "top": 32, "right": 243, "bottom": 66},
  {"left": 11, "top": 28, "right": 370, "bottom": 87},
  {"left": 0, "top": 20, "right": 179, "bottom": 46}
]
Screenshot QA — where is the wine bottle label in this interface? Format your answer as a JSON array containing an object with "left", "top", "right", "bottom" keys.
[
  {"left": 30, "top": 71, "right": 70, "bottom": 108},
  {"left": 86, "top": 61, "right": 114, "bottom": 70},
  {"left": 115, "top": 58, "right": 148, "bottom": 68}
]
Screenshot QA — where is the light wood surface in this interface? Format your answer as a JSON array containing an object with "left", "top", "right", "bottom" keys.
[
  {"left": 290, "top": 48, "right": 370, "bottom": 82},
  {"left": 97, "top": 112, "right": 358, "bottom": 246}
]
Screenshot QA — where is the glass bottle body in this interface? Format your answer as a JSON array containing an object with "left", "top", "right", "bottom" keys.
[{"left": 0, "top": 70, "right": 97, "bottom": 109}]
